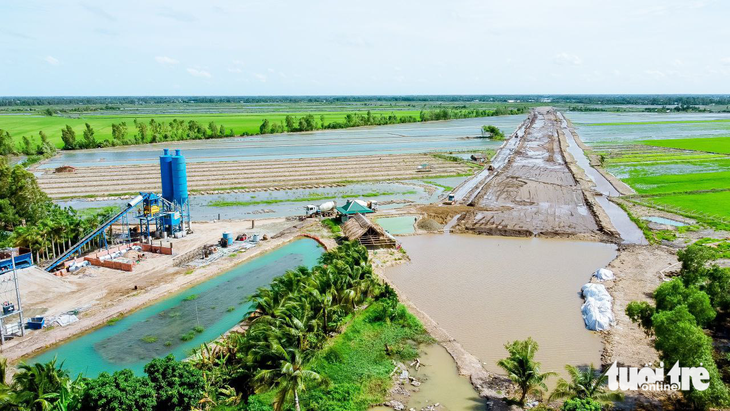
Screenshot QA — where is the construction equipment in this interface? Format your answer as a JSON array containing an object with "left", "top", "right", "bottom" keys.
[
  {"left": 354, "top": 199, "right": 378, "bottom": 211},
  {"left": 304, "top": 201, "right": 337, "bottom": 217}
]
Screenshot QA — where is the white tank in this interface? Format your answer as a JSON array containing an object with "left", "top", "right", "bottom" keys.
[
  {"left": 354, "top": 199, "right": 368, "bottom": 207},
  {"left": 319, "top": 201, "right": 336, "bottom": 212}
]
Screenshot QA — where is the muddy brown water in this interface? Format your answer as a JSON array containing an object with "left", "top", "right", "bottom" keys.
[
  {"left": 370, "top": 344, "right": 487, "bottom": 411},
  {"left": 385, "top": 234, "right": 617, "bottom": 376}
]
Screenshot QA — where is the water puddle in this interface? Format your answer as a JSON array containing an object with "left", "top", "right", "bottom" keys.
[
  {"left": 376, "top": 216, "right": 417, "bottom": 235},
  {"left": 27, "top": 238, "right": 324, "bottom": 377},
  {"left": 370, "top": 344, "right": 486, "bottom": 411},
  {"left": 385, "top": 234, "right": 617, "bottom": 376},
  {"left": 644, "top": 216, "right": 686, "bottom": 227}
]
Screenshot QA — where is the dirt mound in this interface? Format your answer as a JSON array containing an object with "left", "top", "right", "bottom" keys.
[{"left": 416, "top": 218, "right": 442, "bottom": 231}]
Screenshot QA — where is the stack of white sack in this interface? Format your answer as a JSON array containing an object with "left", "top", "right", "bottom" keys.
[{"left": 581, "top": 283, "right": 614, "bottom": 331}]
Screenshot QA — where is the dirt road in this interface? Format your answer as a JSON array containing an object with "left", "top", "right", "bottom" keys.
[
  {"left": 457, "top": 107, "right": 610, "bottom": 239},
  {"left": 36, "top": 154, "right": 472, "bottom": 199}
]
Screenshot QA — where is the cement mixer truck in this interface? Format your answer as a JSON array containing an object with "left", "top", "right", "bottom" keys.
[{"left": 304, "top": 201, "right": 337, "bottom": 217}]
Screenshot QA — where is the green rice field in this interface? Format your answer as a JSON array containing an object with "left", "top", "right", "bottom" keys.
[
  {"left": 0, "top": 110, "right": 422, "bottom": 148},
  {"left": 571, "top": 113, "right": 730, "bottom": 222},
  {"left": 641, "top": 136, "right": 730, "bottom": 154}
]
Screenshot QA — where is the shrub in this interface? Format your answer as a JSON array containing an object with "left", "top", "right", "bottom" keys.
[
  {"left": 561, "top": 397, "right": 601, "bottom": 411},
  {"left": 144, "top": 355, "right": 204, "bottom": 411},
  {"left": 82, "top": 369, "right": 157, "bottom": 411}
]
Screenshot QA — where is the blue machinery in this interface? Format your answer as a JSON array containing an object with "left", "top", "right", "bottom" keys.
[{"left": 45, "top": 149, "right": 190, "bottom": 272}]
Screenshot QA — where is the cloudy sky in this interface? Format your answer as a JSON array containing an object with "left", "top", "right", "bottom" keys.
[{"left": 1, "top": 0, "right": 729, "bottom": 96}]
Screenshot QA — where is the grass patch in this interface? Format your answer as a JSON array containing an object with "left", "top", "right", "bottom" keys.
[
  {"left": 226, "top": 306, "right": 236, "bottom": 312},
  {"left": 180, "top": 331, "right": 196, "bottom": 341},
  {"left": 183, "top": 294, "right": 199, "bottom": 301},
  {"left": 106, "top": 316, "right": 123, "bottom": 326},
  {"left": 622, "top": 171, "right": 730, "bottom": 194},
  {"left": 141, "top": 335, "right": 158, "bottom": 343},
  {"left": 647, "top": 191, "right": 730, "bottom": 220},
  {"left": 322, "top": 218, "right": 341, "bottom": 235},
  {"left": 192, "top": 325, "right": 205, "bottom": 333}
]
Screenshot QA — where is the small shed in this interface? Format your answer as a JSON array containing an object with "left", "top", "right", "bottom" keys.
[
  {"left": 54, "top": 165, "right": 76, "bottom": 173},
  {"left": 470, "top": 154, "right": 487, "bottom": 163},
  {"left": 336, "top": 200, "right": 373, "bottom": 222},
  {"left": 341, "top": 214, "right": 396, "bottom": 249}
]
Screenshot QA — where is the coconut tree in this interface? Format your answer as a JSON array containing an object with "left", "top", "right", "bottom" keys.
[
  {"left": 549, "top": 364, "right": 623, "bottom": 405},
  {"left": 11, "top": 358, "right": 84, "bottom": 411},
  {"left": 497, "top": 338, "right": 555, "bottom": 405},
  {"left": 253, "top": 344, "right": 322, "bottom": 411}
]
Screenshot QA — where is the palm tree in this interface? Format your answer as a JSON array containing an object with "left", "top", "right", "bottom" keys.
[
  {"left": 549, "top": 364, "right": 623, "bottom": 405},
  {"left": 497, "top": 338, "right": 555, "bottom": 406},
  {"left": 11, "top": 358, "right": 84, "bottom": 411},
  {"left": 253, "top": 344, "right": 321, "bottom": 411}
]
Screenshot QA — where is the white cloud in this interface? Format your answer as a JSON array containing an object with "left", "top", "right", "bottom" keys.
[
  {"left": 553, "top": 52, "right": 583, "bottom": 66},
  {"left": 227, "top": 67, "right": 243, "bottom": 73},
  {"left": 254, "top": 73, "right": 267, "bottom": 82},
  {"left": 721, "top": 57, "right": 730, "bottom": 65},
  {"left": 44, "top": 55, "right": 59, "bottom": 65},
  {"left": 187, "top": 68, "right": 212, "bottom": 78},
  {"left": 155, "top": 56, "right": 179, "bottom": 65}
]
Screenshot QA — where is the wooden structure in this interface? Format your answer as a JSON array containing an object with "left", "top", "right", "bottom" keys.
[
  {"left": 341, "top": 214, "right": 396, "bottom": 249},
  {"left": 470, "top": 153, "right": 487, "bottom": 163}
]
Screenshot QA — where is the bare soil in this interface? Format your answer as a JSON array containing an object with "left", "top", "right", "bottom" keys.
[{"left": 36, "top": 154, "right": 473, "bottom": 199}]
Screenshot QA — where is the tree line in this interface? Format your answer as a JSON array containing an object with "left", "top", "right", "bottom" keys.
[
  {"left": 626, "top": 244, "right": 730, "bottom": 409},
  {"left": 259, "top": 107, "right": 528, "bottom": 135},
  {"left": 0, "top": 159, "right": 115, "bottom": 263}
]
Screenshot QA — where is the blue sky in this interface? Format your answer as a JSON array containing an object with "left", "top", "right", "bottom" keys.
[{"left": 1, "top": 0, "right": 729, "bottom": 96}]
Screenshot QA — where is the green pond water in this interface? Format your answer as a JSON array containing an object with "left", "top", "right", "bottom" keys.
[
  {"left": 28, "top": 238, "right": 324, "bottom": 377},
  {"left": 376, "top": 215, "right": 416, "bottom": 235}
]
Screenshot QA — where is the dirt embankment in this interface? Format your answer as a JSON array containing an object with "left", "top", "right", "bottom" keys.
[
  {"left": 37, "top": 154, "right": 473, "bottom": 199},
  {"left": 370, "top": 253, "right": 513, "bottom": 411},
  {"left": 2, "top": 218, "right": 315, "bottom": 362},
  {"left": 452, "top": 107, "right": 614, "bottom": 242}
]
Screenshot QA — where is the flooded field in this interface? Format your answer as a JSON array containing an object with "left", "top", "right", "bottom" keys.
[
  {"left": 57, "top": 182, "right": 442, "bottom": 221},
  {"left": 375, "top": 215, "right": 417, "bottom": 235},
  {"left": 569, "top": 112, "right": 730, "bottom": 144},
  {"left": 385, "top": 234, "right": 617, "bottom": 376},
  {"left": 28, "top": 238, "right": 323, "bottom": 377},
  {"left": 39, "top": 115, "right": 525, "bottom": 169}
]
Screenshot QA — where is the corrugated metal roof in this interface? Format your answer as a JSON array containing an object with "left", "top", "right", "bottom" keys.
[{"left": 336, "top": 200, "right": 373, "bottom": 215}]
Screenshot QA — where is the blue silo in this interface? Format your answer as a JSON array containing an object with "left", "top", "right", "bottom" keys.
[
  {"left": 159, "top": 149, "right": 174, "bottom": 202},
  {"left": 171, "top": 149, "right": 188, "bottom": 206}
]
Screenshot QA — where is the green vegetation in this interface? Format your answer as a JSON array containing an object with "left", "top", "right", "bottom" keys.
[
  {"left": 481, "top": 124, "right": 505, "bottom": 140},
  {"left": 192, "top": 325, "right": 205, "bottom": 333},
  {"left": 642, "top": 136, "right": 730, "bottom": 155},
  {"left": 549, "top": 364, "right": 622, "bottom": 405},
  {"left": 623, "top": 171, "right": 730, "bottom": 194},
  {"left": 626, "top": 244, "right": 730, "bottom": 409},
  {"left": 322, "top": 218, "right": 342, "bottom": 235},
  {"left": 423, "top": 180, "right": 454, "bottom": 191},
  {"left": 183, "top": 294, "right": 199, "bottom": 301},
  {"left": 0, "top": 158, "right": 121, "bottom": 264},
  {"left": 0, "top": 104, "right": 528, "bottom": 152},
  {"left": 648, "top": 191, "right": 730, "bottom": 220},
  {"left": 106, "top": 316, "right": 123, "bottom": 326},
  {"left": 497, "top": 338, "right": 555, "bottom": 406},
  {"left": 614, "top": 201, "right": 676, "bottom": 244},
  {"left": 141, "top": 335, "right": 159, "bottom": 344}
]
